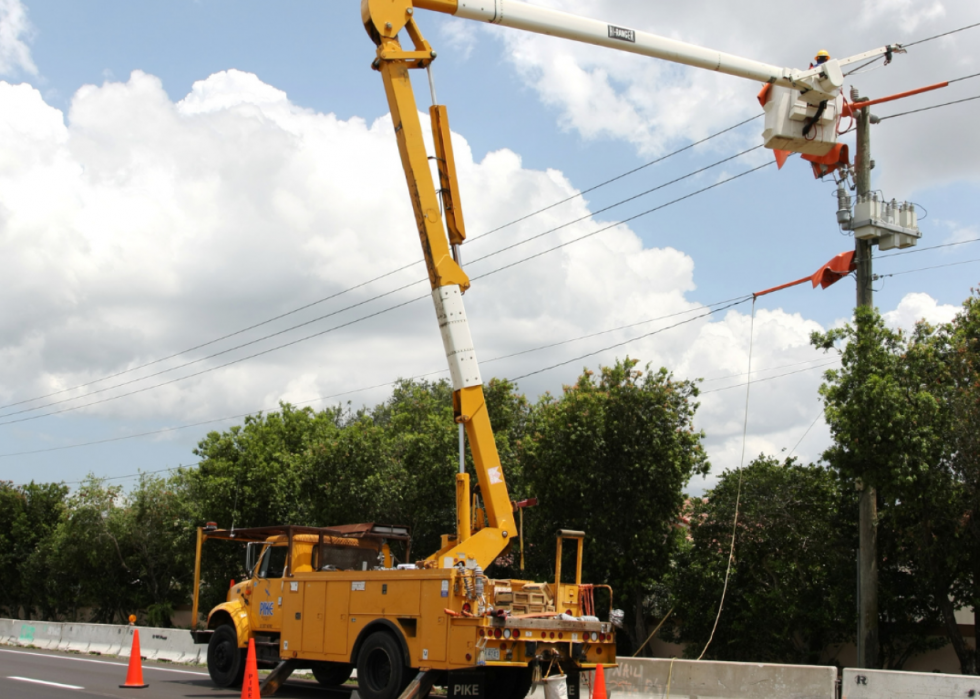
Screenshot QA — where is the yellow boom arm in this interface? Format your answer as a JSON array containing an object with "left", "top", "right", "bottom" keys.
[{"left": 363, "top": 0, "right": 515, "bottom": 570}]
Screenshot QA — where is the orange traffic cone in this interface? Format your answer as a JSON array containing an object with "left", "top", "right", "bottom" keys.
[
  {"left": 240, "top": 638, "right": 260, "bottom": 699},
  {"left": 593, "top": 663, "right": 607, "bottom": 699},
  {"left": 119, "top": 629, "right": 148, "bottom": 688}
]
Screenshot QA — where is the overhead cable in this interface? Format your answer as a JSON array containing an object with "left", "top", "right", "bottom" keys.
[
  {"left": 0, "top": 159, "right": 771, "bottom": 426},
  {"left": 468, "top": 115, "right": 763, "bottom": 243},
  {"left": 874, "top": 257, "right": 980, "bottom": 279},
  {"left": 879, "top": 93, "right": 980, "bottom": 121},
  {"left": 1, "top": 115, "right": 763, "bottom": 413},
  {"left": 0, "top": 298, "right": 754, "bottom": 458},
  {"left": 901, "top": 20, "right": 980, "bottom": 48},
  {"left": 507, "top": 296, "right": 753, "bottom": 382}
]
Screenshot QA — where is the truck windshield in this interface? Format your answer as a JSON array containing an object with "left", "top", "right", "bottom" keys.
[{"left": 258, "top": 545, "right": 288, "bottom": 579}]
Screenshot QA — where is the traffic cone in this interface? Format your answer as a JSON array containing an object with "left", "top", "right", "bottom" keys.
[
  {"left": 119, "top": 629, "right": 148, "bottom": 688},
  {"left": 240, "top": 638, "right": 260, "bottom": 699},
  {"left": 593, "top": 663, "right": 607, "bottom": 699}
]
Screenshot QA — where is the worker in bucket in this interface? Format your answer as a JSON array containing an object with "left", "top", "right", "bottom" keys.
[{"left": 811, "top": 50, "right": 830, "bottom": 68}]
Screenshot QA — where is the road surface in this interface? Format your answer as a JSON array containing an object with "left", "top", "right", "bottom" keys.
[{"left": 0, "top": 647, "right": 354, "bottom": 699}]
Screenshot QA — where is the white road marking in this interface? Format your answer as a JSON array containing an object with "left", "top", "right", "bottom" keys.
[
  {"left": 0, "top": 647, "right": 209, "bottom": 675},
  {"left": 10, "top": 676, "right": 84, "bottom": 690}
]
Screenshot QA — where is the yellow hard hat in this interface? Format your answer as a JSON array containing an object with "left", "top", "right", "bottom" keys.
[{"left": 815, "top": 50, "right": 830, "bottom": 59}]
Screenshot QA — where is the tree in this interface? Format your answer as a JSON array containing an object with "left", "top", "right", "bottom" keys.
[
  {"left": 664, "top": 456, "right": 856, "bottom": 664},
  {"left": 813, "top": 306, "right": 976, "bottom": 673},
  {"left": 521, "top": 358, "right": 708, "bottom": 654},
  {"left": 944, "top": 288, "right": 980, "bottom": 674},
  {"left": 120, "top": 474, "right": 199, "bottom": 626},
  {"left": 0, "top": 481, "right": 67, "bottom": 619}
]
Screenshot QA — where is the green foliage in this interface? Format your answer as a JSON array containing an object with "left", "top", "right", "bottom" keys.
[
  {"left": 811, "top": 306, "right": 946, "bottom": 490},
  {"left": 664, "top": 456, "right": 856, "bottom": 664},
  {"left": 813, "top": 303, "right": 979, "bottom": 674},
  {"left": 0, "top": 481, "right": 68, "bottom": 619},
  {"left": 520, "top": 358, "right": 708, "bottom": 653}
]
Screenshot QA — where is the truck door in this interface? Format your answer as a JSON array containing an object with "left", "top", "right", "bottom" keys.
[{"left": 252, "top": 544, "right": 287, "bottom": 632}]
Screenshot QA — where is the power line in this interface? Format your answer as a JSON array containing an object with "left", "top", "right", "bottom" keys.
[
  {"left": 482, "top": 295, "right": 753, "bottom": 366},
  {"left": 468, "top": 115, "right": 763, "bottom": 244},
  {"left": 876, "top": 236, "right": 980, "bottom": 260},
  {"left": 0, "top": 161, "right": 772, "bottom": 427},
  {"left": 787, "top": 410, "right": 825, "bottom": 460},
  {"left": 878, "top": 93, "right": 980, "bottom": 121},
  {"left": 16, "top": 357, "right": 841, "bottom": 487},
  {"left": 475, "top": 163, "right": 774, "bottom": 283},
  {"left": 508, "top": 297, "right": 753, "bottom": 382},
  {"left": 2, "top": 146, "right": 761, "bottom": 421},
  {"left": 700, "top": 359, "right": 840, "bottom": 394},
  {"left": 467, "top": 146, "right": 761, "bottom": 267},
  {"left": 901, "top": 20, "right": 980, "bottom": 48},
  {"left": 0, "top": 297, "right": 754, "bottom": 458},
  {"left": 697, "top": 356, "right": 840, "bottom": 385},
  {"left": 2, "top": 115, "right": 764, "bottom": 414},
  {"left": 949, "top": 71, "right": 980, "bottom": 84},
  {"left": 7, "top": 19, "right": 979, "bottom": 419},
  {"left": 874, "top": 257, "right": 980, "bottom": 279}
]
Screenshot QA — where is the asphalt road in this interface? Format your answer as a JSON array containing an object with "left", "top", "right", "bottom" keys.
[{"left": 0, "top": 647, "right": 354, "bottom": 699}]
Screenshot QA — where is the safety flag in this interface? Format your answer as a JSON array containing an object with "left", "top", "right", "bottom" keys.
[{"left": 754, "top": 250, "right": 856, "bottom": 298}]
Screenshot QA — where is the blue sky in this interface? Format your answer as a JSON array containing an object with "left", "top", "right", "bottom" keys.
[{"left": 1, "top": 0, "right": 978, "bottom": 493}]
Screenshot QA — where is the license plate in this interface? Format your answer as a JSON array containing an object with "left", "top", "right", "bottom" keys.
[{"left": 484, "top": 647, "right": 500, "bottom": 661}]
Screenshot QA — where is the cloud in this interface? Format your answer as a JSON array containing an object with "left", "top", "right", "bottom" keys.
[
  {"left": 477, "top": 0, "right": 979, "bottom": 193},
  {"left": 0, "top": 68, "right": 961, "bottom": 492},
  {"left": 882, "top": 291, "right": 959, "bottom": 329},
  {"left": 0, "top": 0, "right": 36, "bottom": 76}
]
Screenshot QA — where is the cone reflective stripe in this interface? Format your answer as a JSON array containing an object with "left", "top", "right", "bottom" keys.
[
  {"left": 593, "top": 663, "right": 607, "bottom": 699},
  {"left": 241, "top": 638, "right": 260, "bottom": 699},
  {"left": 119, "top": 629, "right": 148, "bottom": 689}
]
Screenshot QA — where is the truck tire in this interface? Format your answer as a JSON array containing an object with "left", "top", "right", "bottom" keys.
[
  {"left": 311, "top": 661, "right": 354, "bottom": 686},
  {"left": 206, "top": 624, "right": 246, "bottom": 688},
  {"left": 356, "top": 631, "right": 409, "bottom": 699}
]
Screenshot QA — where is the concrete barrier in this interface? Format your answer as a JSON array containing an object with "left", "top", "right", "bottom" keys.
[
  {"left": 58, "top": 623, "right": 94, "bottom": 653},
  {"left": 842, "top": 668, "right": 980, "bottom": 699},
  {"left": 0, "top": 618, "right": 13, "bottom": 645},
  {"left": 529, "top": 657, "right": 837, "bottom": 699},
  {"left": 0, "top": 619, "right": 201, "bottom": 663},
  {"left": 122, "top": 625, "right": 202, "bottom": 664},
  {"left": 86, "top": 624, "right": 129, "bottom": 656},
  {"left": 11, "top": 620, "right": 64, "bottom": 650}
]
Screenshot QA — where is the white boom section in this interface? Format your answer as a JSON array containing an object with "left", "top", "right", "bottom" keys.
[
  {"left": 451, "top": 0, "right": 894, "bottom": 104},
  {"left": 432, "top": 285, "right": 482, "bottom": 390}
]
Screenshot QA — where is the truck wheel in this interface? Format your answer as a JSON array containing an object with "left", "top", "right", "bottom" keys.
[
  {"left": 356, "top": 631, "right": 408, "bottom": 699},
  {"left": 206, "top": 624, "right": 245, "bottom": 688},
  {"left": 311, "top": 661, "right": 354, "bottom": 686}
]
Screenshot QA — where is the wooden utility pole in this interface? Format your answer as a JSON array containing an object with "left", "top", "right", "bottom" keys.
[{"left": 853, "top": 86, "right": 879, "bottom": 669}]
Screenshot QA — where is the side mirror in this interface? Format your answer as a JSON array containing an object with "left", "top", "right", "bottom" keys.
[{"left": 246, "top": 542, "right": 260, "bottom": 578}]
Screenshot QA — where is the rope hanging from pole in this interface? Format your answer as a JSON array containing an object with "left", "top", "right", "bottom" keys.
[{"left": 697, "top": 296, "right": 755, "bottom": 661}]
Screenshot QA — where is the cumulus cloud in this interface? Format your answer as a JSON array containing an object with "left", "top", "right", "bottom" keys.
[
  {"left": 883, "top": 291, "right": 959, "bottom": 329},
  {"left": 476, "top": 0, "right": 979, "bottom": 194},
  {"left": 0, "top": 0, "right": 36, "bottom": 76},
  {"left": 0, "top": 68, "right": 960, "bottom": 489}
]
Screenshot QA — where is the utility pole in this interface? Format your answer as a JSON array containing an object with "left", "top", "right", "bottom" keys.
[{"left": 853, "top": 86, "right": 879, "bottom": 670}]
